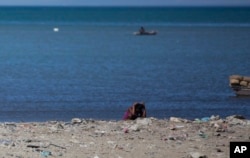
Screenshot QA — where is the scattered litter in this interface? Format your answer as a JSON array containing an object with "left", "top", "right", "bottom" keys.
[
  {"left": 0, "top": 115, "right": 248, "bottom": 157},
  {"left": 123, "top": 127, "right": 129, "bottom": 133},
  {"left": 194, "top": 117, "right": 210, "bottom": 123},
  {"left": 198, "top": 131, "right": 208, "bottom": 139},
  {"left": 170, "top": 117, "right": 190, "bottom": 123},
  {"left": 187, "top": 152, "right": 207, "bottom": 158},
  {"left": 40, "top": 151, "right": 52, "bottom": 157},
  {"left": 71, "top": 118, "right": 82, "bottom": 124},
  {"left": 0, "top": 139, "right": 13, "bottom": 146},
  {"left": 201, "top": 117, "right": 210, "bottom": 122}
]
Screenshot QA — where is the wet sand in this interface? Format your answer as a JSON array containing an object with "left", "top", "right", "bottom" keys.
[{"left": 0, "top": 115, "right": 249, "bottom": 158}]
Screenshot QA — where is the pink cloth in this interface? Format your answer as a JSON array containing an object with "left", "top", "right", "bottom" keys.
[{"left": 123, "top": 111, "right": 129, "bottom": 120}]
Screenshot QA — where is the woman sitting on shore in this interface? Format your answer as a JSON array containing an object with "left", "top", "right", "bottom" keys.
[{"left": 123, "top": 102, "right": 146, "bottom": 120}]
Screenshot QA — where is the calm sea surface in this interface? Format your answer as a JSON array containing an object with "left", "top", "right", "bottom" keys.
[{"left": 0, "top": 7, "right": 250, "bottom": 122}]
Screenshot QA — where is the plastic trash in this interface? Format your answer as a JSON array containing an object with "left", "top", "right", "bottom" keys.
[
  {"left": 198, "top": 131, "right": 208, "bottom": 139},
  {"left": 201, "top": 117, "right": 210, "bottom": 122},
  {"left": 40, "top": 151, "right": 52, "bottom": 157},
  {"left": 194, "top": 117, "right": 210, "bottom": 123},
  {"left": 0, "top": 139, "right": 12, "bottom": 146}
]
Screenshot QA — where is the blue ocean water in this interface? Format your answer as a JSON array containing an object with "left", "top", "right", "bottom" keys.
[{"left": 0, "top": 7, "right": 250, "bottom": 122}]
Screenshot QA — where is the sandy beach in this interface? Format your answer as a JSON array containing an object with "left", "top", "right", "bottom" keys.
[{"left": 0, "top": 115, "right": 249, "bottom": 158}]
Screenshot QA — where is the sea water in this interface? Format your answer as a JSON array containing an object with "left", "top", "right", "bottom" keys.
[{"left": 0, "top": 7, "right": 250, "bottom": 122}]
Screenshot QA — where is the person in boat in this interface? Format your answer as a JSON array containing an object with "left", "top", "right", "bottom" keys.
[
  {"left": 123, "top": 102, "right": 146, "bottom": 120},
  {"left": 139, "top": 26, "right": 145, "bottom": 34}
]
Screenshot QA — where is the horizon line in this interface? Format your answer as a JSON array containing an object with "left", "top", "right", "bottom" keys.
[{"left": 0, "top": 5, "right": 250, "bottom": 7}]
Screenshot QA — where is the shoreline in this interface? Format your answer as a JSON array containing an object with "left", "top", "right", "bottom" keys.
[
  {"left": 0, "top": 115, "right": 249, "bottom": 158},
  {"left": 1, "top": 111, "right": 250, "bottom": 123}
]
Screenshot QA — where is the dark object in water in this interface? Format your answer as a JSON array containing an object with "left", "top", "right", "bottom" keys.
[
  {"left": 229, "top": 75, "right": 250, "bottom": 96},
  {"left": 133, "top": 31, "right": 157, "bottom": 35}
]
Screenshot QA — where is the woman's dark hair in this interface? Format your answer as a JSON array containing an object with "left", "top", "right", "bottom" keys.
[{"left": 135, "top": 103, "right": 144, "bottom": 116}]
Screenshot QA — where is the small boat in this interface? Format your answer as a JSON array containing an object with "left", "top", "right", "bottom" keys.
[
  {"left": 229, "top": 75, "right": 250, "bottom": 96},
  {"left": 133, "top": 31, "right": 157, "bottom": 36}
]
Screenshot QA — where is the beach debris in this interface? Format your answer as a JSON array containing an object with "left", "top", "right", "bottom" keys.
[
  {"left": 201, "top": 117, "right": 210, "bottom": 122},
  {"left": 57, "top": 123, "right": 64, "bottom": 129},
  {"left": 26, "top": 140, "right": 66, "bottom": 150},
  {"left": 94, "top": 130, "right": 106, "bottom": 136},
  {"left": 166, "top": 133, "right": 188, "bottom": 141},
  {"left": 227, "top": 115, "right": 246, "bottom": 120},
  {"left": 170, "top": 117, "right": 190, "bottom": 123},
  {"left": 70, "top": 138, "right": 80, "bottom": 144},
  {"left": 136, "top": 118, "right": 152, "bottom": 125},
  {"left": 216, "top": 148, "right": 223, "bottom": 152},
  {"left": 124, "top": 118, "right": 153, "bottom": 132},
  {"left": 226, "top": 115, "right": 247, "bottom": 125},
  {"left": 71, "top": 118, "right": 82, "bottom": 124},
  {"left": 26, "top": 141, "right": 50, "bottom": 148},
  {"left": 4, "top": 122, "right": 17, "bottom": 127},
  {"left": 4, "top": 122, "right": 17, "bottom": 132},
  {"left": 0, "top": 115, "right": 249, "bottom": 157},
  {"left": 123, "top": 127, "right": 129, "bottom": 133},
  {"left": 49, "top": 123, "right": 64, "bottom": 132},
  {"left": 128, "top": 124, "right": 140, "bottom": 132},
  {"left": 40, "top": 151, "right": 52, "bottom": 157},
  {"left": 210, "top": 115, "right": 220, "bottom": 121},
  {"left": 198, "top": 130, "right": 208, "bottom": 139},
  {"left": 169, "top": 124, "right": 185, "bottom": 130},
  {"left": 194, "top": 117, "right": 211, "bottom": 123},
  {"left": 50, "top": 143, "right": 66, "bottom": 149},
  {"left": 0, "top": 139, "right": 14, "bottom": 147},
  {"left": 169, "top": 124, "right": 176, "bottom": 130},
  {"left": 187, "top": 152, "right": 207, "bottom": 158}
]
